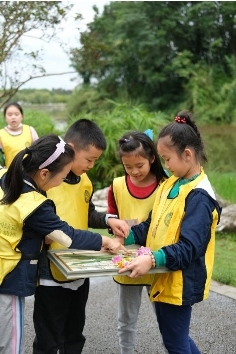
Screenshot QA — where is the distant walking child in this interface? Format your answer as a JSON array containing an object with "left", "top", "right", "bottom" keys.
[
  {"left": 0, "top": 102, "right": 39, "bottom": 167},
  {"left": 0, "top": 134, "right": 125, "bottom": 354},
  {"left": 107, "top": 131, "right": 167, "bottom": 354},
  {"left": 119, "top": 111, "right": 221, "bottom": 354}
]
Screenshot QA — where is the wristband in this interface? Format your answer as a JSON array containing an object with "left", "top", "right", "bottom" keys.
[
  {"left": 105, "top": 214, "right": 118, "bottom": 226},
  {"left": 149, "top": 252, "right": 156, "bottom": 268}
]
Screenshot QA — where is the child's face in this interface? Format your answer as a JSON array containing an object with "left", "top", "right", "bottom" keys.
[
  {"left": 5, "top": 105, "right": 23, "bottom": 128},
  {"left": 122, "top": 153, "right": 154, "bottom": 184},
  {"left": 71, "top": 145, "right": 103, "bottom": 176},
  {"left": 157, "top": 136, "right": 193, "bottom": 179}
]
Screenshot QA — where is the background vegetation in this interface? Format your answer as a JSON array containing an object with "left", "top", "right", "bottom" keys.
[
  {"left": 12, "top": 89, "right": 72, "bottom": 105},
  {"left": 214, "top": 232, "right": 236, "bottom": 287},
  {"left": 69, "top": 1, "right": 236, "bottom": 123}
]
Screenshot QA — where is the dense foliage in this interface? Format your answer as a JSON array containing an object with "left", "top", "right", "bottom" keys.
[
  {"left": 70, "top": 1, "right": 236, "bottom": 123},
  {"left": 12, "top": 89, "right": 72, "bottom": 104}
]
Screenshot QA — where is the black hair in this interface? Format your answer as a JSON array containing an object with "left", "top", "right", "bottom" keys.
[
  {"left": 0, "top": 134, "right": 74, "bottom": 205},
  {"left": 3, "top": 102, "right": 24, "bottom": 117},
  {"left": 158, "top": 110, "right": 207, "bottom": 164},
  {"left": 64, "top": 119, "right": 106, "bottom": 151},
  {"left": 118, "top": 131, "right": 168, "bottom": 181}
]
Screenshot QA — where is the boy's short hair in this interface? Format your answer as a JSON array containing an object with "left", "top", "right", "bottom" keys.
[{"left": 64, "top": 119, "right": 107, "bottom": 151}]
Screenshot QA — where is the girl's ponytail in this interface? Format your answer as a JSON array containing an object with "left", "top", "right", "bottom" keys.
[{"left": 0, "top": 149, "right": 26, "bottom": 204}]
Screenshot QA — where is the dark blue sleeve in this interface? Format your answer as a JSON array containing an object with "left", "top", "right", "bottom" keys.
[
  {"left": 24, "top": 200, "right": 102, "bottom": 251},
  {"left": 130, "top": 211, "right": 152, "bottom": 245},
  {"left": 88, "top": 200, "right": 107, "bottom": 229},
  {"left": 162, "top": 190, "right": 218, "bottom": 271}
]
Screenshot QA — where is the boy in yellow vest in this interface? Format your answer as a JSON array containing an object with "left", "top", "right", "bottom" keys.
[{"left": 33, "top": 119, "right": 129, "bottom": 354}]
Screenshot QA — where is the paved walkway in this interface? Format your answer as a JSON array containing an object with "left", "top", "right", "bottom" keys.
[
  {"left": 210, "top": 279, "right": 236, "bottom": 300},
  {"left": 24, "top": 278, "right": 236, "bottom": 354}
]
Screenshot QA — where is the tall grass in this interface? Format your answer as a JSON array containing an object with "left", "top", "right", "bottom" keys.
[
  {"left": 214, "top": 232, "right": 236, "bottom": 287},
  {"left": 208, "top": 171, "right": 236, "bottom": 203}
]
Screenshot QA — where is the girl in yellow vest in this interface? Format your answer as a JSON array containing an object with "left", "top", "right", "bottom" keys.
[
  {"left": 107, "top": 131, "right": 168, "bottom": 354},
  {"left": 0, "top": 102, "right": 39, "bottom": 167},
  {"left": 119, "top": 111, "right": 221, "bottom": 354},
  {"left": 0, "top": 134, "right": 125, "bottom": 354}
]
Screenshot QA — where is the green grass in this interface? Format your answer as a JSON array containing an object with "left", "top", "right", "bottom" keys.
[
  {"left": 208, "top": 171, "right": 236, "bottom": 203},
  {"left": 89, "top": 228, "right": 110, "bottom": 236},
  {"left": 213, "top": 232, "right": 236, "bottom": 287}
]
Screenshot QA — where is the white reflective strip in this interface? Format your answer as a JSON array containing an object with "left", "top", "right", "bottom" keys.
[
  {"left": 195, "top": 176, "right": 216, "bottom": 199},
  {"left": 30, "top": 260, "right": 38, "bottom": 264},
  {"left": 46, "top": 230, "right": 72, "bottom": 247}
]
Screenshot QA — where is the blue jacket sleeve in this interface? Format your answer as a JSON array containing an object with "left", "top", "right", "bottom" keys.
[
  {"left": 162, "top": 190, "right": 220, "bottom": 271},
  {"left": 88, "top": 200, "right": 107, "bottom": 229},
  {"left": 24, "top": 200, "right": 102, "bottom": 251}
]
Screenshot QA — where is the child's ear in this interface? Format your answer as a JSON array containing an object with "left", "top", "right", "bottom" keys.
[
  {"left": 151, "top": 155, "right": 155, "bottom": 164},
  {"left": 68, "top": 142, "right": 75, "bottom": 150},
  {"left": 184, "top": 148, "right": 192, "bottom": 160},
  {"left": 40, "top": 168, "right": 49, "bottom": 180}
]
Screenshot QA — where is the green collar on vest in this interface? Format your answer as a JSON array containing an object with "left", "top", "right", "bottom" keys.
[{"left": 168, "top": 174, "right": 200, "bottom": 199}]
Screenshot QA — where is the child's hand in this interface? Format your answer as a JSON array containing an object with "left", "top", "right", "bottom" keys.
[
  {"left": 101, "top": 236, "right": 127, "bottom": 254},
  {"left": 45, "top": 236, "right": 52, "bottom": 244},
  {"left": 107, "top": 218, "right": 130, "bottom": 238},
  {"left": 118, "top": 255, "right": 152, "bottom": 277},
  {"left": 114, "top": 235, "right": 124, "bottom": 245}
]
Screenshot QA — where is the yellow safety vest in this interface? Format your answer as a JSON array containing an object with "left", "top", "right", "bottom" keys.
[
  {"left": 47, "top": 173, "right": 93, "bottom": 281},
  {"left": 113, "top": 176, "right": 158, "bottom": 285},
  {"left": 0, "top": 125, "right": 32, "bottom": 167},
  {"left": 0, "top": 187, "right": 47, "bottom": 285},
  {"left": 146, "top": 170, "right": 219, "bottom": 305}
]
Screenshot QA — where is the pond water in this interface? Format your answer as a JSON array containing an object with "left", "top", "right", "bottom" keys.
[{"left": 23, "top": 103, "right": 68, "bottom": 131}]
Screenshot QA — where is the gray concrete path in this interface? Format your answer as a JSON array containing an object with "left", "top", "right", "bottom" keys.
[{"left": 25, "top": 278, "right": 236, "bottom": 354}]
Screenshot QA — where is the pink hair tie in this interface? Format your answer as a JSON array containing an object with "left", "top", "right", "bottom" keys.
[
  {"left": 175, "top": 116, "right": 186, "bottom": 124},
  {"left": 39, "top": 137, "right": 66, "bottom": 169}
]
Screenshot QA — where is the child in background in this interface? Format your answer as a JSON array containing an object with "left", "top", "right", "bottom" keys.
[
  {"left": 107, "top": 131, "right": 168, "bottom": 354},
  {"left": 0, "top": 102, "right": 39, "bottom": 167},
  {"left": 0, "top": 134, "right": 124, "bottom": 354},
  {"left": 119, "top": 111, "right": 221, "bottom": 354},
  {"left": 33, "top": 119, "right": 130, "bottom": 354}
]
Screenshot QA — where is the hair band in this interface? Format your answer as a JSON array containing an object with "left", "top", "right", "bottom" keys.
[
  {"left": 175, "top": 116, "right": 186, "bottom": 124},
  {"left": 39, "top": 137, "right": 66, "bottom": 169},
  {"left": 124, "top": 138, "right": 130, "bottom": 143}
]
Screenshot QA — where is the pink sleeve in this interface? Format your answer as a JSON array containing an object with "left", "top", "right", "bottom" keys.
[{"left": 30, "top": 126, "right": 39, "bottom": 141}]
